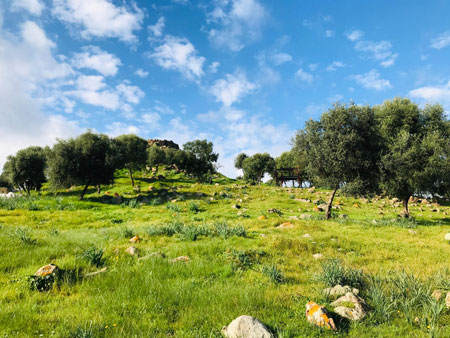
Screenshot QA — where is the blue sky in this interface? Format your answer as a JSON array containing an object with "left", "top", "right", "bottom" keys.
[{"left": 1, "top": 0, "right": 450, "bottom": 177}]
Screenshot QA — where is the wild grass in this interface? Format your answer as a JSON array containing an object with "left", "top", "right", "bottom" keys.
[{"left": 0, "top": 168, "right": 449, "bottom": 337}]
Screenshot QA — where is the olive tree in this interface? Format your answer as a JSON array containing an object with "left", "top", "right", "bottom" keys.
[
  {"left": 183, "top": 140, "right": 219, "bottom": 181},
  {"left": 114, "top": 134, "right": 148, "bottom": 186},
  {"left": 298, "top": 103, "right": 381, "bottom": 219},
  {"left": 376, "top": 98, "right": 450, "bottom": 217},
  {"left": 47, "top": 132, "right": 116, "bottom": 200},
  {"left": 1, "top": 146, "right": 47, "bottom": 195},
  {"left": 235, "top": 153, "right": 276, "bottom": 184}
]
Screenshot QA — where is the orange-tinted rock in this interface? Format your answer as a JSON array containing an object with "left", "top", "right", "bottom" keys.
[
  {"left": 129, "top": 235, "right": 140, "bottom": 243},
  {"left": 258, "top": 215, "right": 266, "bottom": 220},
  {"left": 305, "top": 301, "right": 336, "bottom": 330},
  {"left": 35, "top": 264, "right": 58, "bottom": 277}
]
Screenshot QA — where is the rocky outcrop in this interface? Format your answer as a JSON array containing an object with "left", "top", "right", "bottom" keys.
[
  {"left": 147, "top": 139, "right": 179, "bottom": 149},
  {"left": 305, "top": 301, "right": 336, "bottom": 330}
]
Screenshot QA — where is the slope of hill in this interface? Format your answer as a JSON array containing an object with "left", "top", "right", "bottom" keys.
[{"left": 0, "top": 168, "right": 449, "bottom": 337}]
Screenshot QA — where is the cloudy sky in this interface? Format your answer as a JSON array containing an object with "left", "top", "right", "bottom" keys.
[{"left": 1, "top": 0, "right": 450, "bottom": 177}]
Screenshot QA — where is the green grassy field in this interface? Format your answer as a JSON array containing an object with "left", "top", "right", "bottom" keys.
[{"left": 1, "top": 169, "right": 450, "bottom": 337}]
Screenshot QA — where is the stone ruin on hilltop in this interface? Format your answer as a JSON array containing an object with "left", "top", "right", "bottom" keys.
[{"left": 147, "top": 139, "right": 180, "bottom": 149}]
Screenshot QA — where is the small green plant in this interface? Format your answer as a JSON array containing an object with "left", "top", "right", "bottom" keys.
[
  {"left": 28, "top": 274, "right": 57, "bottom": 292},
  {"left": 318, "top": 258, "right": 366, "bottom": 289},
  {"left": 10, "top": 227, "right": 37, "bottom": 245},
  {"left": 261, "top": 264, "right": 285, "bottom": 284},
  {"left": 188, "top": 201, "right": 200, "bottom": 213},
  {"left": 166, "top": 202, "right": 181, "bottom": 213},
  {"left": 213, "top": 221, "right": 247, "bottom": 239},
  {"left": 122, "top": 198, "right": 141, "bottom": 208},
  {"left": 120, "top": 227, "right": 135, "bottom": 238},
  {"left": 146, "top": 221, "right": 184, "bottom": 237},
  {"left": 226, "top": 249, "right": 267, "bottom": 271},
  {"left": 79, "top": 246, "right": 104, "bottom": 267},
  {"left": 179, "top": 225, "right": 204, "bottom": 241},
  {"left": 67, "top": 323, "right": 100, "bottom": 338},
  {"left": 111, "top": 218, "right": 123, "bottom": 224}
]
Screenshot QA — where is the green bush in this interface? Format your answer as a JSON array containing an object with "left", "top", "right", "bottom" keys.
[
  {"left": 262, "top": 264, "right": 285, "bottom": 284},
  {"left": 78, "top": 246, "right": 104, "bottom": 267}
]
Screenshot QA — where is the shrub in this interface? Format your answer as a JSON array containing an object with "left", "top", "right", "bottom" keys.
[
  {"left": 226, "top": 249, "right": 267, "bottom": 271},
  {"left": 121, "top": 198, "right": 141, "bottom": 208},
  {"left": 146, "top": 221, "right": 184, "bottom": 237},
  {"left": 120, "top": 227, "right": 135, "bottom": 238}
]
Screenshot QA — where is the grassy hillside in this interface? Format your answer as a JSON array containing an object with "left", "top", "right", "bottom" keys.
[{"left": 1, "top": 168, "right": 450, "bottom": 337}]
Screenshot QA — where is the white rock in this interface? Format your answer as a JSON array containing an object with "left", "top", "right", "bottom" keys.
[
  {"left": 222, "top": 315, "right": 273, "bottom": 338},
  {"left": 302, "top": 234, "right": 311, "bottom": 238},
  {"left": 331, "top": 292, "right": 366, "bottom": 321},
  {"left": 313, "top": 253, "right": 324, "bottom": 260},
  {"left": 445, "top": 233, "right": 450, "bottom": 241},
  {"left": 324, "top": 285, "right": 359, "bottom": 298}
]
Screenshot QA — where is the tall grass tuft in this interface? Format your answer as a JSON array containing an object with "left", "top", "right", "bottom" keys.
[
  {"left": 262, "top": 264, "right": 285, "bottom": 284},
  {"left": 318, "top": 258, "right": 366, "bottom": 289},
  {"left": 9, "top": 227, "right": 37, "bottom": 245},
  {"left": 78, "top": 246, "right": 104, "bottom": 267}
]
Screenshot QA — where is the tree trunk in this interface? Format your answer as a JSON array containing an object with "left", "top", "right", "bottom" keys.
[
  {"left": 128, "top": 167, "right": 135, "bottom": 187},
  {"left": 326, "top": 186, "right": 339, "bottom": 220},
  {"left": 97, "top": 185, "right": 101, "bottom": 194},
  {"left": 80, "top": 184, "right": 89, "bottom": 200},
  {"left": 402, "top": 198, "right": 410, "bottom": 218}
]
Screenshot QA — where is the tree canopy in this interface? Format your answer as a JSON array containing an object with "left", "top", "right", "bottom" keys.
[
  {"left": 235, "top": 153, "right": 275, "bottom": 184},
  {"left": 376, "top": 98, "right": 450, "bottom": 217},
  {"left": 47, "top": 132, "right": 116, "bottom": 199},
  {"left": 1, "top": 146, "right": 47, "bottom": 195},
  {"left": 183, "top": 140, "right": 219, "bottom": 181},
  {"left": 297, "top": 103, "right": 381, "bottom": 218},
  {"left": 114, "top": 134, "right": 148, "bottom": 186}
]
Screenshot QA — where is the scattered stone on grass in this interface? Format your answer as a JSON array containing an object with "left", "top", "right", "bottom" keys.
[
  {"left": 171, "top": 255, "right": 190, "bottom": 262},
  {"left": 129, "top": 235, "right": 140, "bottom": 243},
  {"left": 302, "top": 234, "right": 311, "bottom": 238},
  {"left": 289, "top": 216, "right": 299, "bottom": 221},
  {"left": 324, "top": 285, "right": 359, "bottom": 298},
  {"left": 35, "top": 264, "right": 59, "bottom": 277},
  {"left": 267, "top": 208, "right": 282, "bottom": 215},
  {"left": 445, "top": 233, "right": 450, "bottom": 241},
  {"left": 125, "top": 246, "right": 137, "bottom": 256},
  {"left": 313, "top": 253, "right": 324, "bottom": 260},
  {"left": 258, "top": 215, "right": 266, "bottom": 220},
  {"left": 408, "top": 230, "right": 417, "bottom": 235},
  {"left": 305, "top": 301, "right": 336, "bottom": 331},
  {"left": 232, "top": 204, "right": 241, "bottom": 209},
  {"left": 85, "top": 267, "right": 108, "bottom": 278},
  {"left": 331, "top": 292, "right": 366, "bottom": 321},
  {"left": 339, "top": 214, "right": 348, "bottom": 219},
  {"left": 222, "top": 315, "right": 273, "bottom": 338},
  {"left": 277, "top": 222, "right": 293, "bottom": 228},
  {"left": 300, "top": 214, "right": 312, "bottom": 219}
]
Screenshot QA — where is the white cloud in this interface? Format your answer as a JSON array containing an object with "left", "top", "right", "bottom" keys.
[
  {"left": 11, "top": 0, "right": 44, "bottom": 15},
  {"left": 208, "top": 61, "right": 220, "bottom": 73},
  {"left": 325, "top": 30, "right": 335, "bottom": 38},
  {"left": 206, "top": 0, "right": 267, "bottom": 51},
  {"left": 295, "top": 68, "right": 314, "bottom": 83},
  {"left": 346, "top": 30, "right": 364, "bottom": 42},
  {"left": 347, "top": 30, "right": 398, "bottom": 67},
  {"left": 150, "top": 35, "right": 205, "bottom": 80},
  {"left": 116, "top": 83, "right": 145, "bottom": 104},
  {"left": 410, "top": 80, "right": 450, "bottom": 109},
  {"left": 430, "top": 32, "right": 450, "bottom": 49},
  {"left": 52, "top": 0, "right": 143, "bottom": 43},
  {"left": 148, "top": 17, "right": 165, "bottom": 38},
  {"left": 72, "top": 46, "right": 121, "bottom": 76},
  {"left": 210, "top": 71, "right": 257, "bottom": 106},
  {"left": 271, "top": 52, "right": 292, "bottom": 65},
  {"left": 0, "top": 22, "right": 81, "bottom": 169},
  {"left": 326, "top": 61, "right": 344, "bottom": 71},
  {"left": 71, "top": 75, "right": 119, "bottom": 109},
  {"left": 351, "top": 69, "right": 392, "bottom": 91},
  {"left": 105, "top": 122, "right": 139, "bottom": 137},
  {"left": 308, "top": 63, "right": 318, "bottom": 71},
  {"left": 134, "top": 68, "right": 149, "bottom": 78}
]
